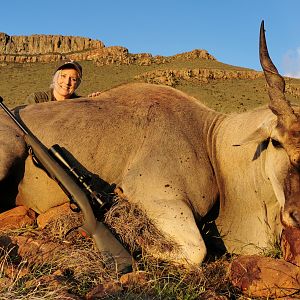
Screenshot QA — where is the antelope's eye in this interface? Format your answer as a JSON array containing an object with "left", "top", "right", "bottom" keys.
[
  {"left": 290, "top": 131, "right": 300, "bottom": 138},
  {"left": 271, "top": 139, "right": 282, "bottom": 148}
]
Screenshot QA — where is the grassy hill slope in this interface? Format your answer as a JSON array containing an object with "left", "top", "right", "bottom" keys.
[{"left": 1, "top": 53, "right": 300, "bottom": 112}]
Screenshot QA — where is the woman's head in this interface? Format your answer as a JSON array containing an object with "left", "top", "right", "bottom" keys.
[{"left": 51, "top": 61, "right": 82, "bottom": 100}]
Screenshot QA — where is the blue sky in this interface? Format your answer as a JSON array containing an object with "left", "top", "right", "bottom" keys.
[{"left": 1, "top": 1, "right": 300, "bottom": 77}]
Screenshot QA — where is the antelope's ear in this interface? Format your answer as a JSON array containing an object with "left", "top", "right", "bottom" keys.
[{"left": 233, "top": 119, "right": 276, "bottom": 146}]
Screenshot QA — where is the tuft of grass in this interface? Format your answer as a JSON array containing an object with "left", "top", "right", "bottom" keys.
[{"left": 260, "top": 238, "right": 283, "bottom": 259}]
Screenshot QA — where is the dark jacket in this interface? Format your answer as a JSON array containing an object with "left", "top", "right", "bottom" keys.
[{"left": 26, "top": 89, "right": 80, "bottom": 104}]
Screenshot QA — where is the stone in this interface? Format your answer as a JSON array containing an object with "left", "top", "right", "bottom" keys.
[
  {"left": 85, "top": 279, "right": 122, "bottom": 299},
  {"left": 36, "top": 203, "right": 80, "bottom": 229},
  {"left": 135, "top": 68, "right": 264, "bottom": 87},
  {"left": 119, "top": 271, "right": 148, "bottom": 286},
  {"left": 230, "top": 255, "right": 300, "bottom": 298},
  {"left": 4, "top": 264, "right": 30, "bottom": 279},
  {"left": 0, "top": 206, "right": 36, "bottom": 229},
  {"left": 281, "top": 227, "right": 300, "bottom": 267},
  {"left": 12, "top": 236, "right": 65, "bottom": 264},
  {"left": 0, "top": 33, "right": 104, "bottom": 55}
]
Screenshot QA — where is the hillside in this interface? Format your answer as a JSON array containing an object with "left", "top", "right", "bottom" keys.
[{"left": 1, "top": 32, "right": 300, "bottom": 112}]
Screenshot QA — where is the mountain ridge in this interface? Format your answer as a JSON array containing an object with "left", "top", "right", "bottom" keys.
[
  {"left": 0, "top": 32, "right": 215, "bottom": 64},
  {"left": 0, "top": 32, "right": 300, "bottom": 113}
]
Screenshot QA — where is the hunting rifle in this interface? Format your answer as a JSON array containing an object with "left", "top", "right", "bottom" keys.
[{"left": 0, "top": 97, "right": 132, "bottom": 273}]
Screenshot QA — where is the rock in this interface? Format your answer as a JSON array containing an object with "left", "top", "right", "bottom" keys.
[
  {"left": 11, "top": 236, "right": 65, "bottom": 264},
  {"left": 230, "top": 255, "right": 300, "bottom": 298},
  {"left": 4, "top": 264, "right": 30, "bottom": 279},
  {"left": 119, "top": 271, "right": 148, "bottom": 286},
  {"left": 0, "top": 33, "right": 104, "bottom": 55},
  {"left": 173, "top": 49, "right": 216, "bottom": 60},
  {"left": 0, "top": 32, "right": 219, "bottom": 67},
  {"left": 0, "top": 206, "right": 36, "bottom": 229},
  {"left": 0, "top": 32, "right": 105, "bottom": 63},
  {"left": 0, "top": 234, "right": 66, "bottom": 265},
  {"left": 85, "top": 279, "right": 122, "bottom": 299},
  {"left": 281, "top": 227, "right": 300, "bottom": 267},
  {"left": 135, "top": 68, "right": 264, "bottom": 87},
  {"left": 37, "top": 203, "right": 80, "bottom": 229}
]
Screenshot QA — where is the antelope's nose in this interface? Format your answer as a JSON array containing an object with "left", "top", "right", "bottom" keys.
[
  {"left": 289, "top": 210, "right": 300, "bottom": 227},
  {"left": 283, "top": 192, "right": 300, "bottom": 227},
  {"left": 290, "top": 153, "right": 300, "bottom": 168}
]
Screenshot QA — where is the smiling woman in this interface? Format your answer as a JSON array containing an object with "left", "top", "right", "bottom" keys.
[
  {"left": 25, "top": 60, "right": 100, "bottom": 103},
  {"left": 26, "top": 61, "right": 82, "bottom": 103},
  {"left": 52, "top": 61, "right": 82, "bottom": 101}
]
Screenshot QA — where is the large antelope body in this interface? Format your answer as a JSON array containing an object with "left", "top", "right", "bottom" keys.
[{"left": 0, "top": 22, "right": 299, "bottom": 265}]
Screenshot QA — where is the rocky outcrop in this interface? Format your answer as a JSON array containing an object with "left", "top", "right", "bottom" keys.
[
  {"left": 94, "top": 48, "right": 216, "bottom": 66},
  {"left": 135, "top": 68, "right": 264, "bottom": 86},
  {"left": 60, "top": 47, "right": 215, "bottom": 67},
  {"left": 0, "top": 33, "right": 216, "bottom": 65},
  {"left": 0, "top": 32, "right": 104, "bottom": 53},
  {"left": 172, "top": 49, "right": 215, "bottom": 60},
  {"left": 134, "top": 68, "right": 300, "bottom": 98},
  {"left": 94, "top": 47, "right": 167, "bottom": 67},
  {"left": 281, "top": 227, "right": 300, "bottom": 267},
  {"left": 0, "top": 53, "right": 65, "bottom": 63},
  {"left": 0, "top": 206, "right": 36, "bottom": 229},
  {"left": 230, "top": 255, "right": 300, "bottom": 298},
  {"left": 0, "top": 32, "right": 106, "bottom": 63}
]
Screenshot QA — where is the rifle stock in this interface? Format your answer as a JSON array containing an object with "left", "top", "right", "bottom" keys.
[{"left": 0, "top": 97, "right": 132, "bottom": 273}]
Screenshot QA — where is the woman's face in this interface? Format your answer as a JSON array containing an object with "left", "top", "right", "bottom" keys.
[{"left": 53, "top": 68, "right": 80, "bottom": 100}]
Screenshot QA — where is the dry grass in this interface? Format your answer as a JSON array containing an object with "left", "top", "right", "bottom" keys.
[
  {"left": 105, "top": 197, "right": 178, "bottom": 256},
  {"left": 0, "top": 196, "right": 296, "bottom": 299},
  {"left": 0, "top": 237, "right": 234, "bottom": 300},
  {"left": 0, "top": 197, "right": 239, "bottom": 299}
]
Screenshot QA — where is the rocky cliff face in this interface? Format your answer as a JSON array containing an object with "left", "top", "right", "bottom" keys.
[
  {"left": 0, "top": 32, "right": 104, "bottom": 54},
  {"left": 0, "top": 32, "right": 106, "bottom": 62},
  {"left": 0, "top": 33, "right": 216, "bottom": 65},
  {"left": 4, "top": 32, "right": 299, "bottom": 97}
]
